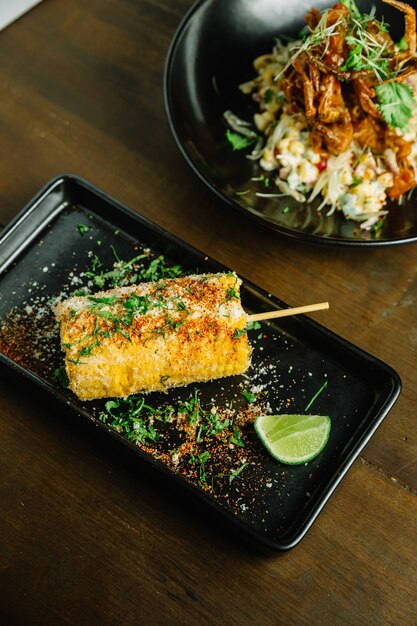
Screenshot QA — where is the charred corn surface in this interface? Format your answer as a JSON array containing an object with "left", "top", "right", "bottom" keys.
[{"left": 54, "top": 273, "right": 251, "bottom": 400}]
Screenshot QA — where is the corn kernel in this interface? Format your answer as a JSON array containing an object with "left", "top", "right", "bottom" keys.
[
  {"left": 304, "top": 148, "right": 321, "bottom": 164},
  {"left": 254, "top": 111, "right": 273, "bottom": 132},
  {"left": 353, "top": 182, "right": 373, "bottom": 197},
  {"left": 298, "top": 161, "right": 319, "bottom": 183},
  {"left": 289, "top": 141, "right": 305, "bottom": 156},
  {"left": 363, "top": 168, "right": 375, "bottom": 181},
  {"left": 377, "top": 172, "right": 394, "bottom": 187},
  {"left": 277, "top": 137, "right": 290, "bottom": 153},
  {"left": 340, "top": 169, "right": 353, "bottom": 185}
]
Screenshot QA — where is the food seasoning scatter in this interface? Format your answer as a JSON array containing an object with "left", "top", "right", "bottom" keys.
[
  {"left": 95, "top": 388, "right": 265, "bottom": 497},
  {"left": 0, "top": 304, "right": 58, "bottom": 375},
  {"left": 225, "top": 0, "right": 417, "bottom": 230}
]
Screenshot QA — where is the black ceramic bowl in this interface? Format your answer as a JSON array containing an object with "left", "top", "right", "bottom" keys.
[{"left": 164, "top": 0, "right": 417, "bottom": 246}]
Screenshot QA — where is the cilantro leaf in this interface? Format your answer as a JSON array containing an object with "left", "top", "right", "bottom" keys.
[
  {"left": 375, "top": 82, "right": 416, "bottom": 132},
  {"left": 225, "top": 130, "right": 257, "bottom": 151}
]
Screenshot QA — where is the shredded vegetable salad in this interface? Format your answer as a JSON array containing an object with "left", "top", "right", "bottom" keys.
[{"left": 225, "top": 0, "right": 417, "bottom": 230}]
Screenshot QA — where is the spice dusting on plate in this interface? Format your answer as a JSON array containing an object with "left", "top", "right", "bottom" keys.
[{"left": 95, "top": 388, "right": 266, "bottom": 497}]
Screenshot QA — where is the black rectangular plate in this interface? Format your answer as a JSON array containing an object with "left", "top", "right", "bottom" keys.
[{"left": 0, "top": 175, "right": 401, "bottom": 551}]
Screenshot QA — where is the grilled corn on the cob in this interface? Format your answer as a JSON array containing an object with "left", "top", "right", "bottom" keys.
[{"left": 54, "top": 272, "right": 251, "bottom": 400}]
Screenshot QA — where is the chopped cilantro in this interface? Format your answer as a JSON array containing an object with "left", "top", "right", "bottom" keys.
[
  {"left": 264, "top": 88, "right": 274, "bottom": 104},
  {"left": 226, "top": 287, "right": 239, "bottom": 300},
  {"left": 105, "top": 399, "right": 120, "bottom": 413},
  {"left": 229, "top": 425, "right": 245, "bottom": 447},
  {"left": 77, "top": 224, "right": 91, "bottom": 235},
  {"left": 242, "top": 389, "right": 256, "bottom": 403},
  {"left": 225, "top": 129, "right": 257, "bottom": 151},
  {"left": 189, "top": 450, "right": 211, "bottom": 484},
  {"left": 246, "top": 321, "right": 261, "bottom": 331}
]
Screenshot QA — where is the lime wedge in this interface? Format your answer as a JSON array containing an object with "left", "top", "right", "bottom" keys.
[{"left": 254, "top": 414, "right": 331, "bottom": 465}]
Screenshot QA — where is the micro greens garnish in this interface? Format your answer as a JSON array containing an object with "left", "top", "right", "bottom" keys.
[
  {"left": 340, "top": 0, "right": 361, "bottom": 21},
  {"left": 278, "top": 0, "right": 397, "bottom": 85},
  {"left": 99, "top": 395, "right": 174, "bottom": 443},
  {"left": 275, "top": 13, "right": 345, "bottom": 81},
  {"left": 179, "top": 388, "right": 201, "bottom": 426},
  {"left": 370, "top": 217, "right": 385, "bottom": 236},
  {"left": 138, "top": 256, "right": 184, "bottom": 282}
]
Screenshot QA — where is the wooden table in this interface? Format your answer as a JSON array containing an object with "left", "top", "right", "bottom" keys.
[{"left": 0, "top": 1, "right": 416, "bottom": 623}]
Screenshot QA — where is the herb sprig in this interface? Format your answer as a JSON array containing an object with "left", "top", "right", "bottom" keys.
[
  {"left": 375, "top": 82, "right": 416, "bottom": 132},
  {"left": 225, "top": 130, "right": 258, "bottom": 151}
]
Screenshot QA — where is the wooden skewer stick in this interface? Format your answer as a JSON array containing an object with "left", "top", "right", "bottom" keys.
[{"left": 247, "top": 302, "right": 329, "bottom": 323}]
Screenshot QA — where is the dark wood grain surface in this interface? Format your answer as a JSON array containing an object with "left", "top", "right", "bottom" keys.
[{"left": 0, "top": 1, "right": 416, "bottom": 624}]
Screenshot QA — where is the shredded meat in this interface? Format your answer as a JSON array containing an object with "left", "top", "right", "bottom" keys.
[{"left": 283, "top": 0, "right": 417, "bottom": 197}]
